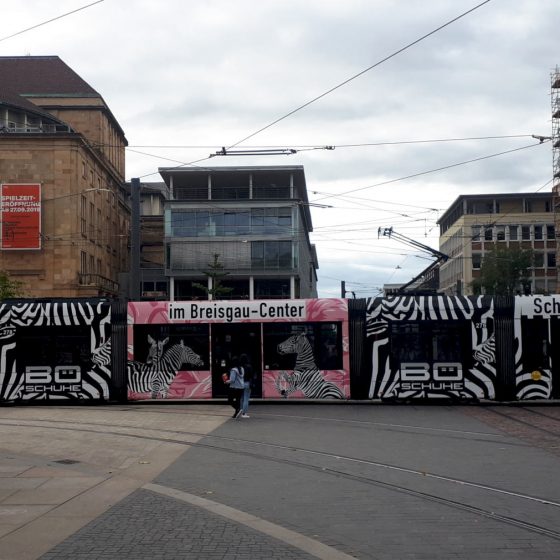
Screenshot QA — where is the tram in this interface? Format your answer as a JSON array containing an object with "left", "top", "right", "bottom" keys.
[{"left": 0, "top": 295, "right": 558, "bottom": 404}]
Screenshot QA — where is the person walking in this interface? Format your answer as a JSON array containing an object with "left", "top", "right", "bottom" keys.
[
  {"left": 240, "top": 353, "right": 253, "bottom": 418},
  {"left": 225, "top": 356, "right": 244, "bottom": 419}
]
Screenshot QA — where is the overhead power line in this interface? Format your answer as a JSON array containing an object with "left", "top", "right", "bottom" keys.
[
  {"left": 313, "top": 141, "right": 549, "bottom": 202},
  {"left": 226, "top": 0, "right": 493, "bottom": 149},
  {"left": 0, "top": 1, "right": 104, "bottom": 43}
]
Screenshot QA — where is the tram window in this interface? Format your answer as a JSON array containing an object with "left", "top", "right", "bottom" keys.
[
  {"left": 432, "top": 326, "right": 462, "bottom": 361},
  {"left": 520, "top": 317, "right": 549, "bottom": 371},
  {"left": 263, "top": 322, "right": 342, "bottom": 370},
  {"left": 390, "top": 323, "right": 430, "bottom": 362},
  {"left": 132, "top": 324, "right": 208, "bottom": 370},
  {"left": 16, "top": 326, "right": 91, "bottom": 368},
  {"left": 391, "top": 322, "right": 468, "bottom": 365}
]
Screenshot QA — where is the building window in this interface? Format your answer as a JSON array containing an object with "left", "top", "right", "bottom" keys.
[
  {"left": 82, "top": 161, "right": 86, "bottom": 178},
  {"left": 524, "top": 200, "right": 532, "bottom": 212},
  {"left": 472, "top": 253, "right": 482, "bottom": 269},
  {"left": 254, "top": 279, "right": 291, "bottom": 299},
  {"left": 484, "top": 227, "right": 493, "bottom": 241},
  {"left": 534, "top": 225, "right": 543, "bottom": 241},
  {"left": 548, "top": 252, "right": 556, "bottom": 268},
  {"left": 80, "top": 196, "right": 87, "bottom": 236},
  {"left": 471, "top": 225, "right": 480, "bottom": 241},
  {"left": 89, "top": 202, "right": 95, "bottom": 237},
  {"left": 547, "top": 224, "right": 555, "bottom": 239},
  {"left": 509, "top": 225, "right": 518, "bottom": 241},
  {"left": 496, "top": 226, "right": 505, "bottom": 241},
  {"left": 251, "top": 208, "right": 292, "bottom": 234},
  {"left": 521, "top": 225, "right": 531, "bottom": 240},
  {"left": 251, "top": 241, "right": 292, "bottom": 269},
  {"left": 534, "top": 253, "right": 544, "bottom": 268},
  {"left": 80, "top": 251, "right": 87, "bottom": 274}
]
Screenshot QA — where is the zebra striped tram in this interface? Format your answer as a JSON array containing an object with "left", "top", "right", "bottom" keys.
[{"left": 1, "top": 295, "right": 559, "bottom": 403}]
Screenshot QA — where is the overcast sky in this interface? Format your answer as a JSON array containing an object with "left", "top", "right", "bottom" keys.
[{"left": 3, "top": 0, "right": 559, "bottom": 297}]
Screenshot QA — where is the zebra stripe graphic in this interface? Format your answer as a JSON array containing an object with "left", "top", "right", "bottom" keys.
[
  {"left": 514, "top": 296, "right": 554, "bottom": 400},
  {"left": 128, "top": 340, "right": 204, "bottom": 399},
  {"left": 0, "top": 300, "right": 112, "bottom": 402},
  {"left": 366, "top": 295, "right": 496, "bottom": 400},
  {"left": 274, "top": 333, "right": 344, "bottom": 399}
]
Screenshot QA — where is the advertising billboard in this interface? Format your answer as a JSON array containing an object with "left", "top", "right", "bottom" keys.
[{"left": 0, "top": 183, "right": 41, "bottom": 250}]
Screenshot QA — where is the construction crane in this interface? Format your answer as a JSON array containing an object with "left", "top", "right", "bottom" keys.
[{"left": 378, "top": 227, "right": 449, "bottom": 294}]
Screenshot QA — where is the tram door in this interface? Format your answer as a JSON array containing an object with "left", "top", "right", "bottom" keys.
[
  {"left": 211, "top": 323, "right": 262, "bottom": 398},
  {"left": 550, "top": 317, "right": 560, "bottom": 398}
]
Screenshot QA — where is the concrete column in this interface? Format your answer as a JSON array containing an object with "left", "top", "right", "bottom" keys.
[
  {"left": 130, "top": 178, "right": 141, "bottom": 300},
  {"left": 169, "top": 277, "right": 175, "bottom": 301}
]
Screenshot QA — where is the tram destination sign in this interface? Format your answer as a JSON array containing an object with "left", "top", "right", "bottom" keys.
[{"left": 168, "top": 301, "right": 307, "bottom": 323}]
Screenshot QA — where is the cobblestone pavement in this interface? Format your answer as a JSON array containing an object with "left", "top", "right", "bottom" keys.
[
  {"left": 463, "top": 405, "right": 560, "bottom": 456},
  {"left": 39, "top": 489, "right": 316, "bottom": 560},
  {"left": 3, "top": 403, "right": 560, "bottom": 559}
]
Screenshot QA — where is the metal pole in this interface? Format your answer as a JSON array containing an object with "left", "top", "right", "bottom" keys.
[{"left": 130, "top": 177, "right": 141, "bottom": 300}]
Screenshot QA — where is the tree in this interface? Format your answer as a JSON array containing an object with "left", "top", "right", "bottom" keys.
[
  {"left": 193, "top": 253, "right": 234, "bottom": 300},
  {"left": 0, "top": 270, "right": 25, "bottom": 300},
  {"left": 471, "top": 246, "right": 533, "bottom": 295}
]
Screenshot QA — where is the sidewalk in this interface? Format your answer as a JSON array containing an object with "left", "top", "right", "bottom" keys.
[
  {"left": 0, "top": 405, "right": 225, "bottom": 560},
  {"left": 1, "top": 403, "right": 560, "bottom": 559}
]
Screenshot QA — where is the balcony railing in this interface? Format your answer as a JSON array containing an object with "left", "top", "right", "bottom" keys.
[{"left": 78, "top": 273, "right": 119, "bottom": 294}]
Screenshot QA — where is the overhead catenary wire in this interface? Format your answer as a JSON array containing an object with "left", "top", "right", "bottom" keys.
[
  {"left": 312, "top": 141, "right": 550, "bottom": 202},
  {"left": 225, "top": 0, "right": 493, "bottom": 149},
  {"left": 0, "top": 0, "right": 104, "bottom": 43}
]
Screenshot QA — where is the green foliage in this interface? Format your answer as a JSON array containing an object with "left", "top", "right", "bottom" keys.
[
  {"left": 0, "top": 270, "right": 25, "bottom": 300},
  {"left": 471, "top": 246, "right": 533, "bottom": 295},
  {"left": 193, "top": 253, "right": 234, "bottom": 300}
]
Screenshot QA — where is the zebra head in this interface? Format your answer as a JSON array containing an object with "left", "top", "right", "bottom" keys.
[
  {"left": 277, "top": 333, "right": 306, "bottom": 355},
  {"left": 92, "top": 338, "right": 111, "bottom": 366},
  {"left": 177, "top": 340, "right": 203, "bottom": 367},
  {"left": 146, "top": 335, "right": 169, "bottom": 365},
  {"left": 473, "top": 334, "right": 495, "bottom": 366}
]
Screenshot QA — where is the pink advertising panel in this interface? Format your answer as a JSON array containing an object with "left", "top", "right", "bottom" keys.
[{"left": 127, "top": 299, "right": 349, "bottom": 401}]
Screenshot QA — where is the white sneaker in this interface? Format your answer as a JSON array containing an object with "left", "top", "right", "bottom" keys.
[{"left": 241, "top": 414, "right": 250, "bottom": 418}]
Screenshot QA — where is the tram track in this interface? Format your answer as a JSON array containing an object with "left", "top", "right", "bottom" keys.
[
  {"left": 481, "top": 406, "right": 560, "bottom": 441},
  {"left": 1, "top": 415, "right": 560, "bottom": 542}
]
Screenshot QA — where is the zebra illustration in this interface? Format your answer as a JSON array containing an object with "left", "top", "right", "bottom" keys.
[
  {"left": 274, "top": 333, "right": 344, "bottom": 399},
  {"left": 146, "top": 335, "right": 168, "bottom": 365},
  {"left": 366, "top": 295, "right": 496, "bottom": 400},
  {"left": 473, "top": 335, "right": 495, "bottom": 365},
  {"left": 128, "top": 339, "right": 203, "bottom": 399},
  {"left": 0, "top": 300, "right": 112, "bottom": 402},
  {"left": 93, "top": 336, "right": 166, "bottom": 368}
]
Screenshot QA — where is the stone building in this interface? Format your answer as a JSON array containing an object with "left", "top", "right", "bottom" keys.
[
  {"left": 0, "top": 56, "right": 129, "bottom": 297},
  {"left": 438, "top": 192, "right": 556, "bottom": 295}
]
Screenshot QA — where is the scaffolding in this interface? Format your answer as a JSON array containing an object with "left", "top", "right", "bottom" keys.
[{"left": 552, "top": 67, "right": 560, "bottom": 293}]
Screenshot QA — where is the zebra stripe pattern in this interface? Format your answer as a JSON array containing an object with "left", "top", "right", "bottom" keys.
[
  {"left": 0, "top": 300, "right": 112, "bottom": 402},
  {"left": 128, "top": 340, "right": 203, "bottom": 399},
  {"left": 366, "top": 295, "right": 496, "bottom": 400},
  {"left": 274, "top": 333, "right": 344, "bottom": 399}
]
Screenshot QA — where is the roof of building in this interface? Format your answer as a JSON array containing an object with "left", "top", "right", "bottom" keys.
[
  {"left": 0, "top": 56, "right": 99, "bottom": 97},
  {"left": 0, "top": 84, "right": 69, "bottom": 124},
  {"left": 0, "top": 56, "right": 126, "bottom": 139},
  {"left": 438, "top": 191, "right": 552, "bottom": 225}
]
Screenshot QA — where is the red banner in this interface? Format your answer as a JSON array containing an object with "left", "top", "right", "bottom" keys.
[{"left": 1, "top": 184, "right": 41, "bottom": 250}]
